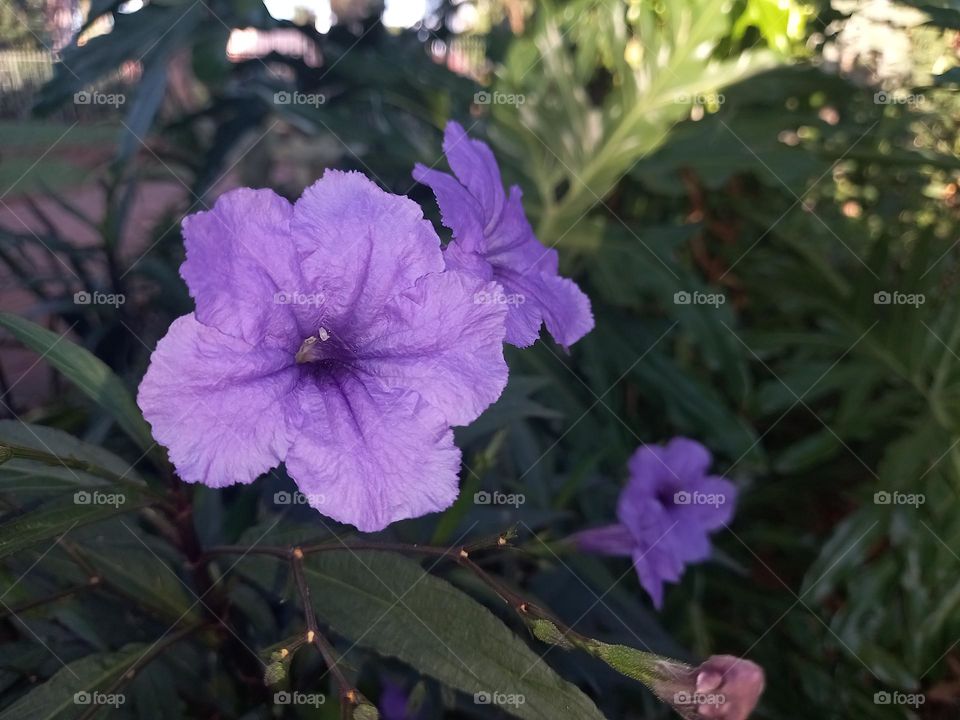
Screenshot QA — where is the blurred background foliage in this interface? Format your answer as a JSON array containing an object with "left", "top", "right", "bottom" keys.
[{"left": 1, "top": 0, "right": 960, "bottom": 718}]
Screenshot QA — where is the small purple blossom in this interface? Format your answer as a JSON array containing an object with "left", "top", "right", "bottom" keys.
[
  {"left": 412, "top": 121, "right": 594, "bottom": 349},
  {"left": 137, "top": 170, "right": 508, "bottom": 532},
  {"left": 379, "top": 678, "right": 419, "bottom": 720},
  {"left": 573, "top": 437, "right": 736, "bottom": 608}
]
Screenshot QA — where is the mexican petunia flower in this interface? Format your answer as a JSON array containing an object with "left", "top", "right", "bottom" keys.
[
  {"left": 412, "top": 121, "right": 593, "bottom": 349},
  {"left": 137, "top": 170, "right": 509, "bottom": 532},
  {"left": 640, "top": 653, "right": 765, "bottom": 720},
  {"left": 573, "top": 437, "right": 736, "bottom": 608}
]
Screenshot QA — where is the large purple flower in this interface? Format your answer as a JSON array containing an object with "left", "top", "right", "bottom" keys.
[
  {"left": 573, "top": 438, "right": 736, "bottom": 608},
  {"left": 137, "top": 170, "right": 509, "bottom": 532},
  {"left": 412, "top": 121, "right": 593, "bottom": 349}
]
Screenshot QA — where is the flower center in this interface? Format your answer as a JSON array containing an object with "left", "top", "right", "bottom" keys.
[{"left": 295, "top": 327, "right": 333, "bottom": 364}]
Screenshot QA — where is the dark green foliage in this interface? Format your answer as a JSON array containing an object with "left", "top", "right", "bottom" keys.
[{"left": 1, "top": 1, "right": 959, "bottom": 718}]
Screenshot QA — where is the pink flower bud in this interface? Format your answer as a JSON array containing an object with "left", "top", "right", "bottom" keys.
[{"left": 685, "top": 655, "right": 765, "bottom": 719}]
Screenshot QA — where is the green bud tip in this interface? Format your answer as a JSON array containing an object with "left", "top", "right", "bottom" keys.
[
  {"left": 352, "top": 703, "right": 379, "bottom": 720},
  {"left": 530, "top": 618, "right": 574, "bottom": 649},
  {"left": 263, "top": 661, "right": 286, "bottom": 686}
]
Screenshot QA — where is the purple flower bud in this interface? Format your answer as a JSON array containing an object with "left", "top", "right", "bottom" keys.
[{"left": 668, "top": 655, "right": 765, "bottom": 720}]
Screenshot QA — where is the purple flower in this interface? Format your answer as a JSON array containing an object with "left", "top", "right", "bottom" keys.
[
  {"left": 573, "top": 438, "right": 736, "bottom": 608},
  {"left": 379, "top": 678, "right": 418, "bottom": 720},
  {"left": 412, "top": 121, "right": 593, "bottom": 349},
  {"left": 137, "top": 170, "right": 508, "bottom": 532}
]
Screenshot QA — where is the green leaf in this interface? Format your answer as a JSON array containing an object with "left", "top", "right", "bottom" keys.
[
  {"left": 0, "top": 420, "right": 147, "bottom": 492},
  {"left": 76, "top": 539, "right": 201, "bottom": 623},
  {"left": 0, "top": 494, "right": 150, "bottom": 562},
  {"left": 0, "top": 642, "right": 146, "bottom": 720},
  {"left": 0, "top": 313, "right": 155, "bottom": 455},
  {"left": 303, "top": 551, "right": 606, "bottom": 720}
]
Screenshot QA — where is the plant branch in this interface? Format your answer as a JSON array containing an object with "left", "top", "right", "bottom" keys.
[
  {"left": 290, "top": 547, "right": 361, "bottom": 720},
  {"left": 75, "top": 622, "right": 205, "bottom": 720}
]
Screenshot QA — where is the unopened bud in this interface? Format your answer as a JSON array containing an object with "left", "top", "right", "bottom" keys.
[
  {"left": 352, "top": 702, "right": 379, "bottom": 720},
  {"left": 586, "top": 640, "right": 669, "bottom": 687},
  {"left": 263, "top": 661, "right": 286, "bottom": 685},
  {"left": 529, "top": 618, "right": 574, "bottom": 650}
]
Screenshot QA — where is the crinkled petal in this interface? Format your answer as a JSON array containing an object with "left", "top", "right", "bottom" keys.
[
  {"left": 412, "top": 165, "right": 486, "bottom": 251},
  {"left": 355, "top": 272, "right": 507, "bottom": 426},
  {"left": 285, "top": 374, "right": 460, "bottom": 532},
  {"left": 500, "top": 269, "right": 594, "bottom": 348},
  {"left": 440, "top": 120, "right": 506, "bottom": 225},
  {"left": 138, "top": 314, "right": 301, "bottom": 487},
  {"left": 482, "top": 187, "right": 554, "bottom": 273},
  {"left": 180, "top": 188, "right": 301, "bottom": 347},
  {"left": 290, "top": 170, "right": 444, "bottom": 336},
  {"left": 443, "top": 242, "right": 495, "bottom": 280},
  {"left": 415, "top": 123, "right": 593, "bottom": 349}
]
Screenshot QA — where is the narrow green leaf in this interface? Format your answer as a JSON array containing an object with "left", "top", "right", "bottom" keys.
[
  {"left": 0, "top": 494, "right": 149, "bottom": 561},
  {"left": 0, "top": 313, "right": 155, "bottom": 455},
  {"left": 0, "top": 643, "right": 146, "bottom": 720},
  {"left": 0, "top": 420, "right": 147, "bottom": 490}
]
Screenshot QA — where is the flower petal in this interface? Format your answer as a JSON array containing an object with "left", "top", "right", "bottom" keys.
[
  {"left": 412, "top": 165, "right": 486, "bottom": 250},
  {"left": 180, "top": 188, "right": 301, "bottom": 347},
  {"left": 355, "top": 272, "right": 508, "bottom": 426},
  {"left": 291, "top": 169, "right": 444, "bottom": 335},
  {"left": 499, "top": 269, "right": 595, "bottom": 348},
  {"left": 661, "top": 437, "right": 713, "bottom": 479},
  {"left": 439, "top": 120, "right": 506, "bottom": 226},
  {"left": 414, "top": 123, "right": 593, "bottom": 349},
  {"left": 138, "top": 314, "right": 301, "bottom": 487},
  {"left": 285, "top": 375, "right": 460, "bottom": 532},
  {"left": 679, "top": 474, "right": 738, "bottom": 531}
]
